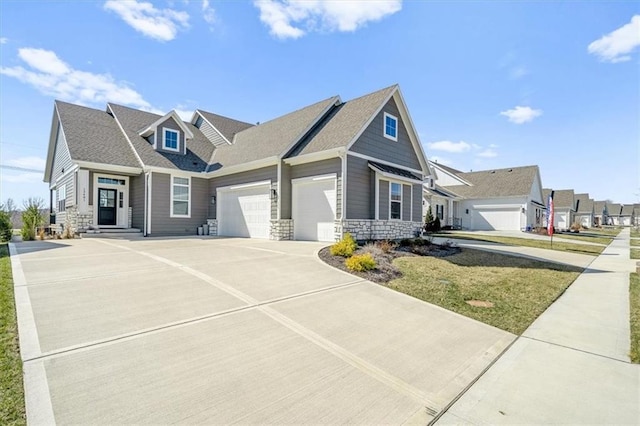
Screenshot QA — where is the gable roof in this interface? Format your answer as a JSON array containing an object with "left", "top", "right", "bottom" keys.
[
  {"left": 443, "top": 165, "right": 540, "bottom": 199},
  {"left": 593, "top": 200, "right": 607, "bottom": 214},
  {"left": 607, "top": 203, "right": 622, "bottom": 216},
  {"left": 108, "top": 103, "right": 214, "bottom": 172},
  {"left": 195, "top": 110, "right": 254, "bottom": 144},
  {"left": 208, "top": 96, "right": 339, "bottom": 170},
  {"left": 549, "top": 189, "right": 575, "bottom": 209},
  {"left": 620, "top": 204, "right": 634, "bottom": 216},
  {"left": 574, "top": 193, "right": 593, "bottom": 213},
  {"left": 53, "top": 100, "right": 141, "bottom": 169},
  {"left": 429, "top": 161, "right": 471, "bottom": 186},
  {"left": 139, "top": 110, "right": 194, "bottom": 139}
]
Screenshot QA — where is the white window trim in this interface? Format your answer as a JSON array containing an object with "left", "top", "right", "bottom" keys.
[
  {"left": 162, "top": 127, "right": 180, "bottom": 152},
  {"left": 170, "top": 175, "right": 191, "bottom": 218},
  {"left": 383, "top": 112, "right": 398, "bottom": 141},
  {"left": 389, "top": 181, "right": 403, "bottom": 221}
]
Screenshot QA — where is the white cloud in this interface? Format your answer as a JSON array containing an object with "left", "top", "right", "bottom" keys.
[
  {"left": 500, "top": 106, "right": 542, "bottom": 124},
  {"left": 175, "top": 108, "right": 194, "bottom": 121},
  {"left": 8, "top": 156, "right": 46, "bottom": 171},
  {"left": 202, "top": 0, "right": 216, "bottom": 25},
  {"left": 477, "top": 148, "right": 497, "bottom": 158},
  {"left": 0, "top": 48, "right": 153, "bottom": 110},
  {"left": 427, "top": 140, "right": 472, "bottom": 153},
  {"left": 104, "top": 0, "right": 189, "bottom": 42},
  {"left": 0, "top": 37, "right": 8, "bottom": 44},
  {"left": 588, "top": 15, "right": 640, "bottom": 63},
  {"left": 254, "top": 0, "right": 402, "bottom": 39}
]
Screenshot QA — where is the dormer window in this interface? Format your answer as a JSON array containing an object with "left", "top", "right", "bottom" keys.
[
  {"left": 163, "top": 128, "right": 179, "bottom": 152},
  {"left": 383, "top": 112, "right": 398, "bottom": 141}
]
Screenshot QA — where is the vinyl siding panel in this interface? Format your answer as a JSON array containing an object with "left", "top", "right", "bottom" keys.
[
  {"left": 280, "top": 164, "right": 292, "bottom": 219},
  {"left": 287, "top": 158, "right": 342, "bottom": 219},
  {"left": 349, "top": 98, "right": 421, "bottom": 171},
  {"left": 150, "top": 173, "right": 208, "bottom": 235},
  {"left": 130, "top": 174, "right": 145, "bottom": 229},
  {"left": 346, "top": 155, "right": 373, "bottom": 219},
  {"left": 208, "top": 166, "right": 277, "bottom": 219},
  {"left": 55, "top": 172, "right": 75, "bottom": 214},
  {"left": 379, "top": 180, "right": 389, "bottom": 220},
  {"left": 413, "top": 184, "right": 422, "bottom": 222},
  {"left": 402, "top": 184, "right": 411, "bottom": 221},
  {"left": 196, "top": 115, "right": 228, "bottom": 147},
  {"left": 156, "top": 117, "right": 186, "bottom": 155},
  {"left": 51, "top": 125, "right": 74, "bottom": 184}
]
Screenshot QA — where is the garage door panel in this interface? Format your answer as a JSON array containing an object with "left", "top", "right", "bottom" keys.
[
  {"left": 218, "top": 184, "right": 270, "bottom": 239},
  {"left": 472, "top": 208, "right": 521, "bottom": 231},
  {"left": 293, "top": 178, "right": 337, "bottom": 242}
]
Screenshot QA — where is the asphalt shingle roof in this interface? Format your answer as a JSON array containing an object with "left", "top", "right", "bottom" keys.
[
  {"left": 291, "top": 85, "right": 396, "bottom": 157},
  {"left": 208, "top": 96, "right": 338, "bottom": 170},
  {"left": 550, "top": 189, "right": 575, "bottom": 209},
  {"left": 108, "top": 103, "right": 214, "bottom": 172},
  {"left": 443, "top": 166, "right": 539, "bottom": 199},
  {"left": 197, "top": 110, "right": 254, "bottom": 143},
  {"left": 574, "top": 193, "right": 594, "bottom": 213},
  {"left": 594, "top": 201, "right": 607, "bottom": 214},
  {"left": 55, "top": 101, "right": 140, "bottom": 168},
  {"left": 607, "top": 203, "right": 622, "bottom": 216},
  {"left": 369, "top": 161, "right": 421, "bottom": 181},
  {"left": 620, "top": 204, "right": 634, "bottom": 216}
]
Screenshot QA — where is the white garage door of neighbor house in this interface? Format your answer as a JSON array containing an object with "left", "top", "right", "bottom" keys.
[
  {"left": 217, "top": 182, "right": 271, "bottom": 238},
  {"left": 472, "top": 207, "right": 521, "bottom": 231},
  {"left": 292, "top": 175, "right": 337, "bottom": 242},
  {"left": 556, "top": 213, "right": 568, "bottom": 230}
]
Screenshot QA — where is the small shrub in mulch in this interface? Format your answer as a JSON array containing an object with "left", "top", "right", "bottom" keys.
[{"left": 318, "top": 238, "right": 460, "bottom": 283}]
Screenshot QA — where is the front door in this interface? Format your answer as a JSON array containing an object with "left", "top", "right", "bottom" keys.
[{"left": 98, "top": 188, "right": 117, "bottom": 226}]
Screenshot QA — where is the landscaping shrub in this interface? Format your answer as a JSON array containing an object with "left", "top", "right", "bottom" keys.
[
  {"left": 0, "top": 210, "right": 12, "bottom": 242},
  {"left": 376, "top": 239, "right": 396, "bottom": 253},
  {"left": 330, "top": 232, "right": 357, "bottom": 257},
  {"left": 20, "top": 198, "right": 44, "bottom": 241},
  {"left": 345, "top": 253, "right": 377, "bottom": 272},
  {"left": 570, "top": 222, "right": 581, "bottom": 232}
]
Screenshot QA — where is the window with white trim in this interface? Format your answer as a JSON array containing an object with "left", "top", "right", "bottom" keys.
[
  {"left": 57, "top": 184, "right": 66, "bottom": 212},
  {"left": 171, "top": 176, "right": 190, "bottom": 217},
  {"left": 390, "top": 182, "right": 402, "bottom": 219},
  {"left": 163, "top": 128, "right": 179, "bottom": 151},
  {"left": 383, "top": 112, "right": 398, "bottom": 141}
]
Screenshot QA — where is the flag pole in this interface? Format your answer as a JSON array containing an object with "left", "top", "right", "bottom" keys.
[{"left": 548, "top": 190, "right": 555, "bottom": 249}]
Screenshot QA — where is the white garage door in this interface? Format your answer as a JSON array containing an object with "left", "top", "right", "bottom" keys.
[
  {"left": 217, "top": 182, "right": 271, "bottom": 238},
  {"left": 472, "top": 207, "right": 521, "bottom": 231},
  {"left": 556, "top": 212, "right": 568, "bottom": 230},
  {"left": 292, "top": 175, "right": 337, "bottom": 242}
]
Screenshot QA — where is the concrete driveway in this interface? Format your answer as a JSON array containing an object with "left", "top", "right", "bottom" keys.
[{"left": 12, "top": 237, "right": 514, "bottom": 424}]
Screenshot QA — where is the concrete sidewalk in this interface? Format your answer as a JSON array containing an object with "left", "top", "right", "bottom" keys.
[{"left": 437, "top": 228, "right": 640, "bottom": 425}]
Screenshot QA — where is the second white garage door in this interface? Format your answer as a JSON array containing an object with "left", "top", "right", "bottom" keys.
[
  {"left": 217, "top": 182, "right": 271, "bottom": 238},
  {"left": 292, "top": 175, "right": 337, "bottom": 242},
  {"left": 472, "top": 207, "right": 521, "bottom": 231}
]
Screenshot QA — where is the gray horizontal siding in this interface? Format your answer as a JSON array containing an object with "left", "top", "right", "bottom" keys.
[
  {"left": 196, "top": 114, "right": 228, "bottom": 147},
  {"left": 349, "top": 97, "right": 421, "bottom": 171},
  {"left": 379, "top": 180, "right": 389, "bottom": 220},
  {"left": 285, "top": 158, "right": 342, "bottom": 219},
  {"left": 156, "top": 117, "right": 186, "bottom": 155},
  {"left": 51, "top": 124, "right": 74, "bottom": 184},
  {"left": 130, "top": 174, "right": 145, "bottom": 229},
  {"left": 208, "top": 166, "right": 277, "bottom": 219},
  {"left": 413, "top": 184, "right": 423, "bottom": 222},
  {"left": 402, "top": 184, "right": 411, "bottom": 221},
  {"left": 346, "top": 155, "right": 373, "bottom": 220},
  {"left": 56, "top": 173, "right": 75, "bottom": 214},
  {"left": 150, "top": 173, "right": 209, "bottom": 235}
]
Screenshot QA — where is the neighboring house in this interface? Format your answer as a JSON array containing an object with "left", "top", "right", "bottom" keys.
[
  {"left": 546, "top": 189, "right": 575, "bottom": 231},
  {"left": 423, "top": 161, "right": 470, "bottom": 229},
  {"left": 607, "top": 203, "right": 622, "bottom": 225},
  {"left": 574, "top": 193, "right": 594, "bottom": 228},
  {"left": 43, "top": 84, "right": 431, "bottom": 241},
  {"left": 593, "top": 200, "right": 608, "bottom": 227},
  {"left": 634, "top": 204, "right": 640, "bottom": 226},
  {"left": 433, "top": 165, "right": 545, "bottom": 231},
  {"left": 619, "top": 204, "right": 635, "bottom": 226}
]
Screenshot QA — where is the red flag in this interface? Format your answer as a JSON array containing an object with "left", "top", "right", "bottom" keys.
[{"left": 547, "top": 192, "right": 554, "bottom": 236}]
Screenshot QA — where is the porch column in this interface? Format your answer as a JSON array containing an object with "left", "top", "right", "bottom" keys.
[{"left": 448, "top": 199, "right": 453, "bottom": 227}]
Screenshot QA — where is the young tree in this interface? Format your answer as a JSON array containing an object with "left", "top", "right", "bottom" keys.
[{"left": 21, "top": 197, "right": 45, "bottom": 241}]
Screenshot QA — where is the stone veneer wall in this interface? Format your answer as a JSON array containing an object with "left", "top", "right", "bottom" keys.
[
  {"left": 335, "top": 219, "right": 423, "bottom": 241},
  {"left": 62, "top": 207, "right": 94, "bottom": 234},
  {"left": 269, "top": 219, "right": 293, "bottom": 240},
  {"left": 206, "top": 219, "right": 218, "bottom": 236}
]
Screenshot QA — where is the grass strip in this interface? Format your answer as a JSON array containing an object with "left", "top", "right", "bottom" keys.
[
  {"left": 631, "top": 249, "right": 640, "bottom": 260},
  {"left": 630, "top": 273, "right": 640, "bottom": 363},
  {"left": 388, "top": 249, "right": 582, "bottom": 335},
  {"left": 551, "top": 233, "right": 613, "bottom": 245},
  {"left": 433, "top": 233, "right": 603, "bottom": 255},
  {"left": 0, "top": 243, "right": 26, "bottom": 425}
]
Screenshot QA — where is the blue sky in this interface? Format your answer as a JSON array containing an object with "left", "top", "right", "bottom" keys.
[{"left": 1, "top": 0, "right": 638, "bottom": 207}]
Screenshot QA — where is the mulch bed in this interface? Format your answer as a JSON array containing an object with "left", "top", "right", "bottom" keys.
[{"left": 318, "top": 240, "right": 461, "bottom": 284}]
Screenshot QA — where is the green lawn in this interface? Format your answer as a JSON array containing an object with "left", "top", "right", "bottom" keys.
[
  {"left": 553, "top": 233, "right": 613, "bottom": 246},
  {"left": 434, "top": 233, "right": 604, "bottom": 255},
  {"left": 631, "top": 229, "right": 640, "bottom": 238},
  {"left": 0, "top": 244, "right": 26, "bottom": 425},
  {"left": 590, "top": 228, "right": 623, "bottom": 237},
  {"left": 630, "top": 239, "right": 640, "bottom": 247},
  {"left": 630, "top": 273, "right": 640, "bottom": 363},
  {"left": 631, "top": 249, "right": 640, "bottom": 260},
  {"left": 387, "top": 249, "right": 582, "bottom": 334}
]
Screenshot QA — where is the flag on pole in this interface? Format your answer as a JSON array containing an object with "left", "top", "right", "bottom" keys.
[{"left": 547, "top": 191, "right": 554, "bottom": 236}]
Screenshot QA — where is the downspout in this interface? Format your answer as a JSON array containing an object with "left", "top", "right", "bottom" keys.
[{"left": 143, "top": 171, "right": 149, "bottom": 236}]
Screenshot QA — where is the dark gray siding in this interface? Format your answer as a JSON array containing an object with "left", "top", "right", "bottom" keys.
[
  {"left": 88, "top": 172, "right": 94, "bottom": 206},
  {"left": 413, "top": 184, "right": 423, "bottom": 222},
  {"left": 349, "top": 98, "right": 421, "bottom": 171},
  {"left": 130, "top": 174, "right": 145, "bottom": 229},
  {"left": 346, "top": 155, "right": 373, "bottom": 219},
  {"left": 280, "top": 164, "right": 292, "bottom": 219},
  {"left": 402, "top": 184, "right": 411, "bottom": 221},
  {"left": 150, "top": 173, "right": 209, "bottom": 235},
  {"left": 51, "top": 125, "right": 74, "bottom": 183},
  {"left": 196, "top": 115, "right": 228, "bottom": 147},
  {"left": 208, "top": 166, "right": 277, "bottom": 219},
  {"left": 285, "top": 158, "right": 342, "bottom": 219},
  {"left": 379, "top": 180, "right": 389, "bottom": 220},
  {"left": 156, "top": 117, "right": 186, "bottom": 155}
]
